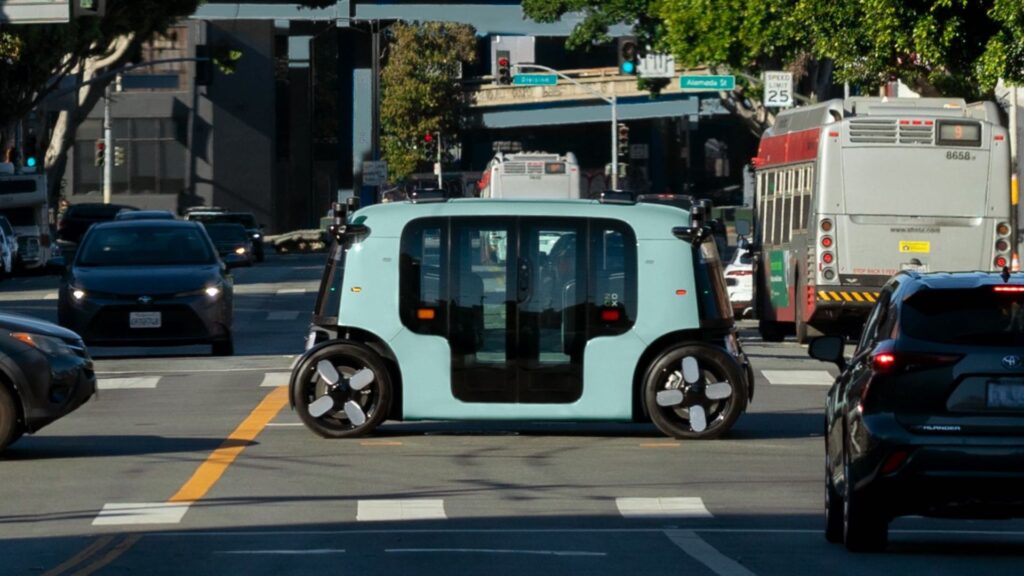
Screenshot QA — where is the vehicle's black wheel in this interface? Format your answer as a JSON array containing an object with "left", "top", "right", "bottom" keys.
[
  {"left": 293, "top": 342, "right": 392, "bottom": 438},
  {"left": 0, "top": 385, "right": 23, "bottom": 452},
  {"left": 758, "top": 320, "right": 787, "bottom": 342},
  {"left": 643, "top": 344, "right": 747, "bottom": 439},
  {"left": 211, "top": 335, "right": 234, "bottom": 356},
  {"left": 843, "top": 455, "right": 888, "bottom": 552},
  {"left": 825, "top": 456, "right": 844, "bottom": 543}
]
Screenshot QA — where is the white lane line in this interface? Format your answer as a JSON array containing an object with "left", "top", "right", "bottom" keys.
[
  {"left": 386, "top": 549, "right": 606, "bottom": 557},
  {"left": 664, "top": 530, "right": 757, "bottom": 576},
  {"left": 267, "top": 310, "right": 301, "bottom": 321},
  {"left": 357, "top": 499, "right": 447, "bottom": 522},
  {"left": 275, "top": 288, "right": 306, "bottom": 295},
  {"left": 260, "top": 372, "right": 291, "bottom": 388},
  {"left": 761, "top": 370, "right": 834, "bottom": 386},
  {"left": 616, "top": 497, "right": 712, "bottom": 519},
  {"left": 98, "top": 376, "right": 161, "bottom": 390},
  {"left": 215, "top": 550, "right": 346, "bottom": 555},
  {"left": 43, "top": 292, "right": 59, "bottom": 300},
  {"left": 92, "top": 502, "right": 191, "bottom": 526}
]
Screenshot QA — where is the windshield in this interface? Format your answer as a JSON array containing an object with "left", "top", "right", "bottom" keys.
[
  {"left": 0, "top": 207, "right": 39, "bottom": 227},
  {"left": 902, "top": 287, "right": 1024, "bottom": 346},
  {"left": 204, "top": 224, "right": 247, "bottom": 242},
  {"left": 77, "top": 226, "right": 216, "bottom": 266}
]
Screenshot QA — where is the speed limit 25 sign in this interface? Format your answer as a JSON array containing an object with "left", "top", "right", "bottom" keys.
[{"left": 763, "top": 71, "right": 793, "bottom": 108}]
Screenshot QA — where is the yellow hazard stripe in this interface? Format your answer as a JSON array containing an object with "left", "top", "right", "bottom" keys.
[
  {"left": 816, "top": 290, "right": 881, "bottom": 303},
  {"left": 818, "top": 291, "right": 830, "bottom": 301},
  {"left": 829, "top": 291, "right": 841, "bottom": 301},
  {"left": 864, "top": 293, "right": 876, "bottom": 303},
  {"left": 851, "top": 292, "right": 864, "bottom": 302},
  {"left": 840, "top": 292, "right": 853, "bottom": 302}
]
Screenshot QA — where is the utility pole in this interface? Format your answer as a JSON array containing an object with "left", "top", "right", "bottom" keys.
[
  {"left": 103, "top": 82, "right": 113, "bottom": 204},
  {"left": 436, "top": 132, "right": 443, "bottom": 189}
]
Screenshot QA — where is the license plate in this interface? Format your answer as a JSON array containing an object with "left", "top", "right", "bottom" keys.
[
  {"left": 987, "top": 381, "right": 1024, "bottom": 409},
  {"left": 900, "top": 263, "right": 928, "bottom": 272},
  {"left": 129, "top": 311, "right": 162, "bottom": 329}
]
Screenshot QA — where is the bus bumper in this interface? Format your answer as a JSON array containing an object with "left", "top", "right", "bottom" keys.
[{"left": 809, "top": 288, "right": 880, "bottom": 324}]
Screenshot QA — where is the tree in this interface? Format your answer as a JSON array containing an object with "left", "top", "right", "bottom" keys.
[
  {"left": 379, "top": 22, "right": 477, "bottom": 181},
  {"left": 0, "top": 1, "right": 200, "bottom": 201},
  {"left": 524, "top": 1, "right": 1024, "bottom": 135}
]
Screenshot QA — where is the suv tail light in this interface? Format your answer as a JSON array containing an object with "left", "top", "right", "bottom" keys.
[{"left": 871, "top": 351, "right": 962, "bottom": 375}]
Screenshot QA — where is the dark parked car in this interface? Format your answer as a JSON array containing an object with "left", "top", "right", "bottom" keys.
[
  {"left": 0, "top": 312, "right": 96, "bottom": 452},
  {"left": 186, "top": 211, "right": 265, "bottom": 262},
  {"left": 201, "top": 222, "right": 254, "bottom": 267},
  {"left": 115, "top": 210, "right": 176, "bottom": 221},
  {"left": 810, "top": 271, "right": 1024, "bottom": 552},
  {"left": 57, "top": 220, "right": 236, "bottom": 355},
  {"left": 57, "top": 203, "right": 138, "bottom": 244}
]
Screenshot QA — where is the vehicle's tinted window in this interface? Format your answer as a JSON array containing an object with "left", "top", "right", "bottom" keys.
[
  {"left": 693, "top": 236, "right": 733, "bottom": 327},
  {"left": 77, "top": 227, "right": 215, "bottom": 266},
  {"left": 902, "top": 287, "right": 1024, "bottom": 346},
  {"left": 399, "top": 219, "right": 447, "bottom": 335},
  {"left": 314, "top": 240, "right": 348, "bottom": 322},
  {"left": 589, "top": 221, "right": 637, "bottom": 336},
  {"left": 204, "top": 223, "right": 247, "bottom": 242},
  {"left": 0, "top": 207, "right": 37, "bottom": 226}
]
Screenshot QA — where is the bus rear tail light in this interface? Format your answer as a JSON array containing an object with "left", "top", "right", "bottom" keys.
[
  {"left": 822, "top": 252, "right": 834, "bottom": 265},
  {"left": 996, "top": 256, "right": 1008, "bottom": 268},
  {"left": 821, "top": 236, "right": 833, "bottom": 248},
  {"left": 823, "top": 269, "right": 836, "bottom": 281},
  {"left": 997, "top": 223, "right": 1010, "bottom": 237},
  {"left": 996, "top": 239, "right": 1009, "bottom": 253},
  {"left": 820, "top": 219, "right": 833, "bottom": 232}
]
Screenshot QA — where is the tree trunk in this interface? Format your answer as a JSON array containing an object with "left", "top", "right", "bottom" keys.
[{"left": 45, "top": 34, "right": 137, "bottom": 204}]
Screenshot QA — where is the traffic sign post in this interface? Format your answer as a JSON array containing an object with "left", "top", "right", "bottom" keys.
[
  {"left": 764, "top": 71, "right": 794, "bottom": 108},
  {"left": 512, "top": 74, "right": 558, "bottom": 86},
  {"left": 680, "top": 75, "right": 736, "bottom": 91}
]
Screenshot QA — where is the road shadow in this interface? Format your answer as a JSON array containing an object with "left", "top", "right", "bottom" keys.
[{"left": 0, "top": 435, "right": 255, "bottom": 462}]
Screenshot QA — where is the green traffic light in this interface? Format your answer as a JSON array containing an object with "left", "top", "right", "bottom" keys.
[
  {"left": 26, "top": 157, "right": 36, "bottom": 168},
  {"left": 622, "top": 61, "right": 635, "bottom": 74}
]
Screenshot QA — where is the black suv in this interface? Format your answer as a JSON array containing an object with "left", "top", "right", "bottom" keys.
[
  {"left": 58, "top": 203, "right": 138, "bottom": 244},
  {"left": 185, "top": 210, "right": 265, "bottom": 262},
  {"left": 810, "top": 271, "right": 1024, "bottom": 552}
]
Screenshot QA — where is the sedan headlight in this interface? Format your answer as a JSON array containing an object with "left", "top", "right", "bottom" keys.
[
  {"left": 10, "top": 332, "right": 75, "bottom": 356},
  {"left": 234, "top": 247, "right": 247, "bottom": 255},
  {"left": 204, "top": 283, "right": 223, "bottom": 298},
  {"left": 72, "top": 288, "right": 86, "bottom": 301}
]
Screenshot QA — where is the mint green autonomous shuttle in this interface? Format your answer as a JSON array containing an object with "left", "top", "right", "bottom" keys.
[{"left": 289, "top": 196, "right": 754, "bottom": 439}]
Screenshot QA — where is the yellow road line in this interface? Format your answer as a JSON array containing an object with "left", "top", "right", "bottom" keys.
[
  {"left": 42, "top": 536, "right": 117, "bottom": 576},
  {"left": 73, "top": 535, "right": 142, "bottom": 576},
  {"left": 169, "top": 386, "right": 289, "bottom": 503}
]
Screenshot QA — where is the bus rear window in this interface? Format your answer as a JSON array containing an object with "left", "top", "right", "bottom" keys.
[
  {"left": 0, "top": 180, "right": 37, "bottom": 194},
  {"left": 902, "top": 288, "right": 1024, "bottom": 346},
  {"left": 0, "top": 207, "right": 38, "bottom": 226}
]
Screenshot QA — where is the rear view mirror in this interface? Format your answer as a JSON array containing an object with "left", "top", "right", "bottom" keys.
[{"left": 808, "top": 336, "right": 846, "bottom": 370}]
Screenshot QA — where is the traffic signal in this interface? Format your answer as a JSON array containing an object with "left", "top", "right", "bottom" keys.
[
  {"left": 422, "top": 132, "right": 437, "bottom": 157},
  {"left": 617, "top": 123, "right": 630, "bottom": 159},
  {"left": 617, "top": 36, "right": 639, "bottom": 75},
  {"left": 23, "top": 133, "right": 38, "bottom": 170},
  {"left": 94, "top": 140, "right": 105, "bottom": 167},
  {"left": 114, "top": 146, "right": 126, "bottom": 167},
  {"left": 495, "top": 50, "right": 512, "bottom": 85}
]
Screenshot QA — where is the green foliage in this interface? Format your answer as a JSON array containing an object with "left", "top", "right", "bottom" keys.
[
  {"left": 525, "top": 0, "right": 1024, "bottom": 100},
  {"left": 380, "top": 22, "right": 477, "bottom": 180},
  {"left": 0, "top": 0, "right": 200, "bottom": 127}
]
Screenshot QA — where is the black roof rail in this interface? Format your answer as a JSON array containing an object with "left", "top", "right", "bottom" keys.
[
  {"left": 597, "top": 190, "right": 636, "bottom": 205},
  {"left": 409, "top": 189, "right": 448, "bottom": 203}
]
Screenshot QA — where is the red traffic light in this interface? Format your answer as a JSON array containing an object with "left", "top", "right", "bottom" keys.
[
  {"left": 96, "top": 142, "right": 106, "bottom": 151},
  {"left": 423, "top": 133, "right": 434, "bottom": 143},
  {"left": 498, "top": 57, "right": 509, "bottom": 67}
]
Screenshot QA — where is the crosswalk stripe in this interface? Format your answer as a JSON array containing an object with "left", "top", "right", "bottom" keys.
[
  {"left": 761, "top": 370, "right": 833, "bottom": 386},
  {"left": 275, "top": 288, "right": 306, "bottom": 295},
  {"left": 92, "top": 502, "right": 191, "bottom": 525},
  {"left": 43, "top": 292, "right": 59, "bottom": 300},
  {"left": 260, "top": 372, "right": 290, "bottom": 388},
  {"left": 98, "top": 376, "right": 161, "bottom": 390},
  {"left": 616, "top": 497, "right": 712, "bottom": 519},
  {"left": 357, "top": 499, "right": 447, "bottom": 522}
]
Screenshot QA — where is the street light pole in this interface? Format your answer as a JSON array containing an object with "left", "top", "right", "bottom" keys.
[{"left": 513, "top": 63, "right": 620, "bottom": 190}]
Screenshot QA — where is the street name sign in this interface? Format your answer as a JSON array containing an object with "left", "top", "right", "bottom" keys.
[
  {"left": 0, "top": 0, "right": 69, "bottom": 24},
  {"left": 637, "top": 54, "right": 676, "bottom": 79},
  {"left": 513, "top": 74, "right": 558, "bottom": 86},
  {"left": 680, "top": 75, "right": 735, "bottom": 91},
  {"left": 764, "top": 71, "right": 794, "bottom": 107}
]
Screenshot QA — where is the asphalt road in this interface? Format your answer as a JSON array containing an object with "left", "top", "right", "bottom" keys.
[{"left": 1, "top": 254, "right": 1022, "bottom": 576}]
